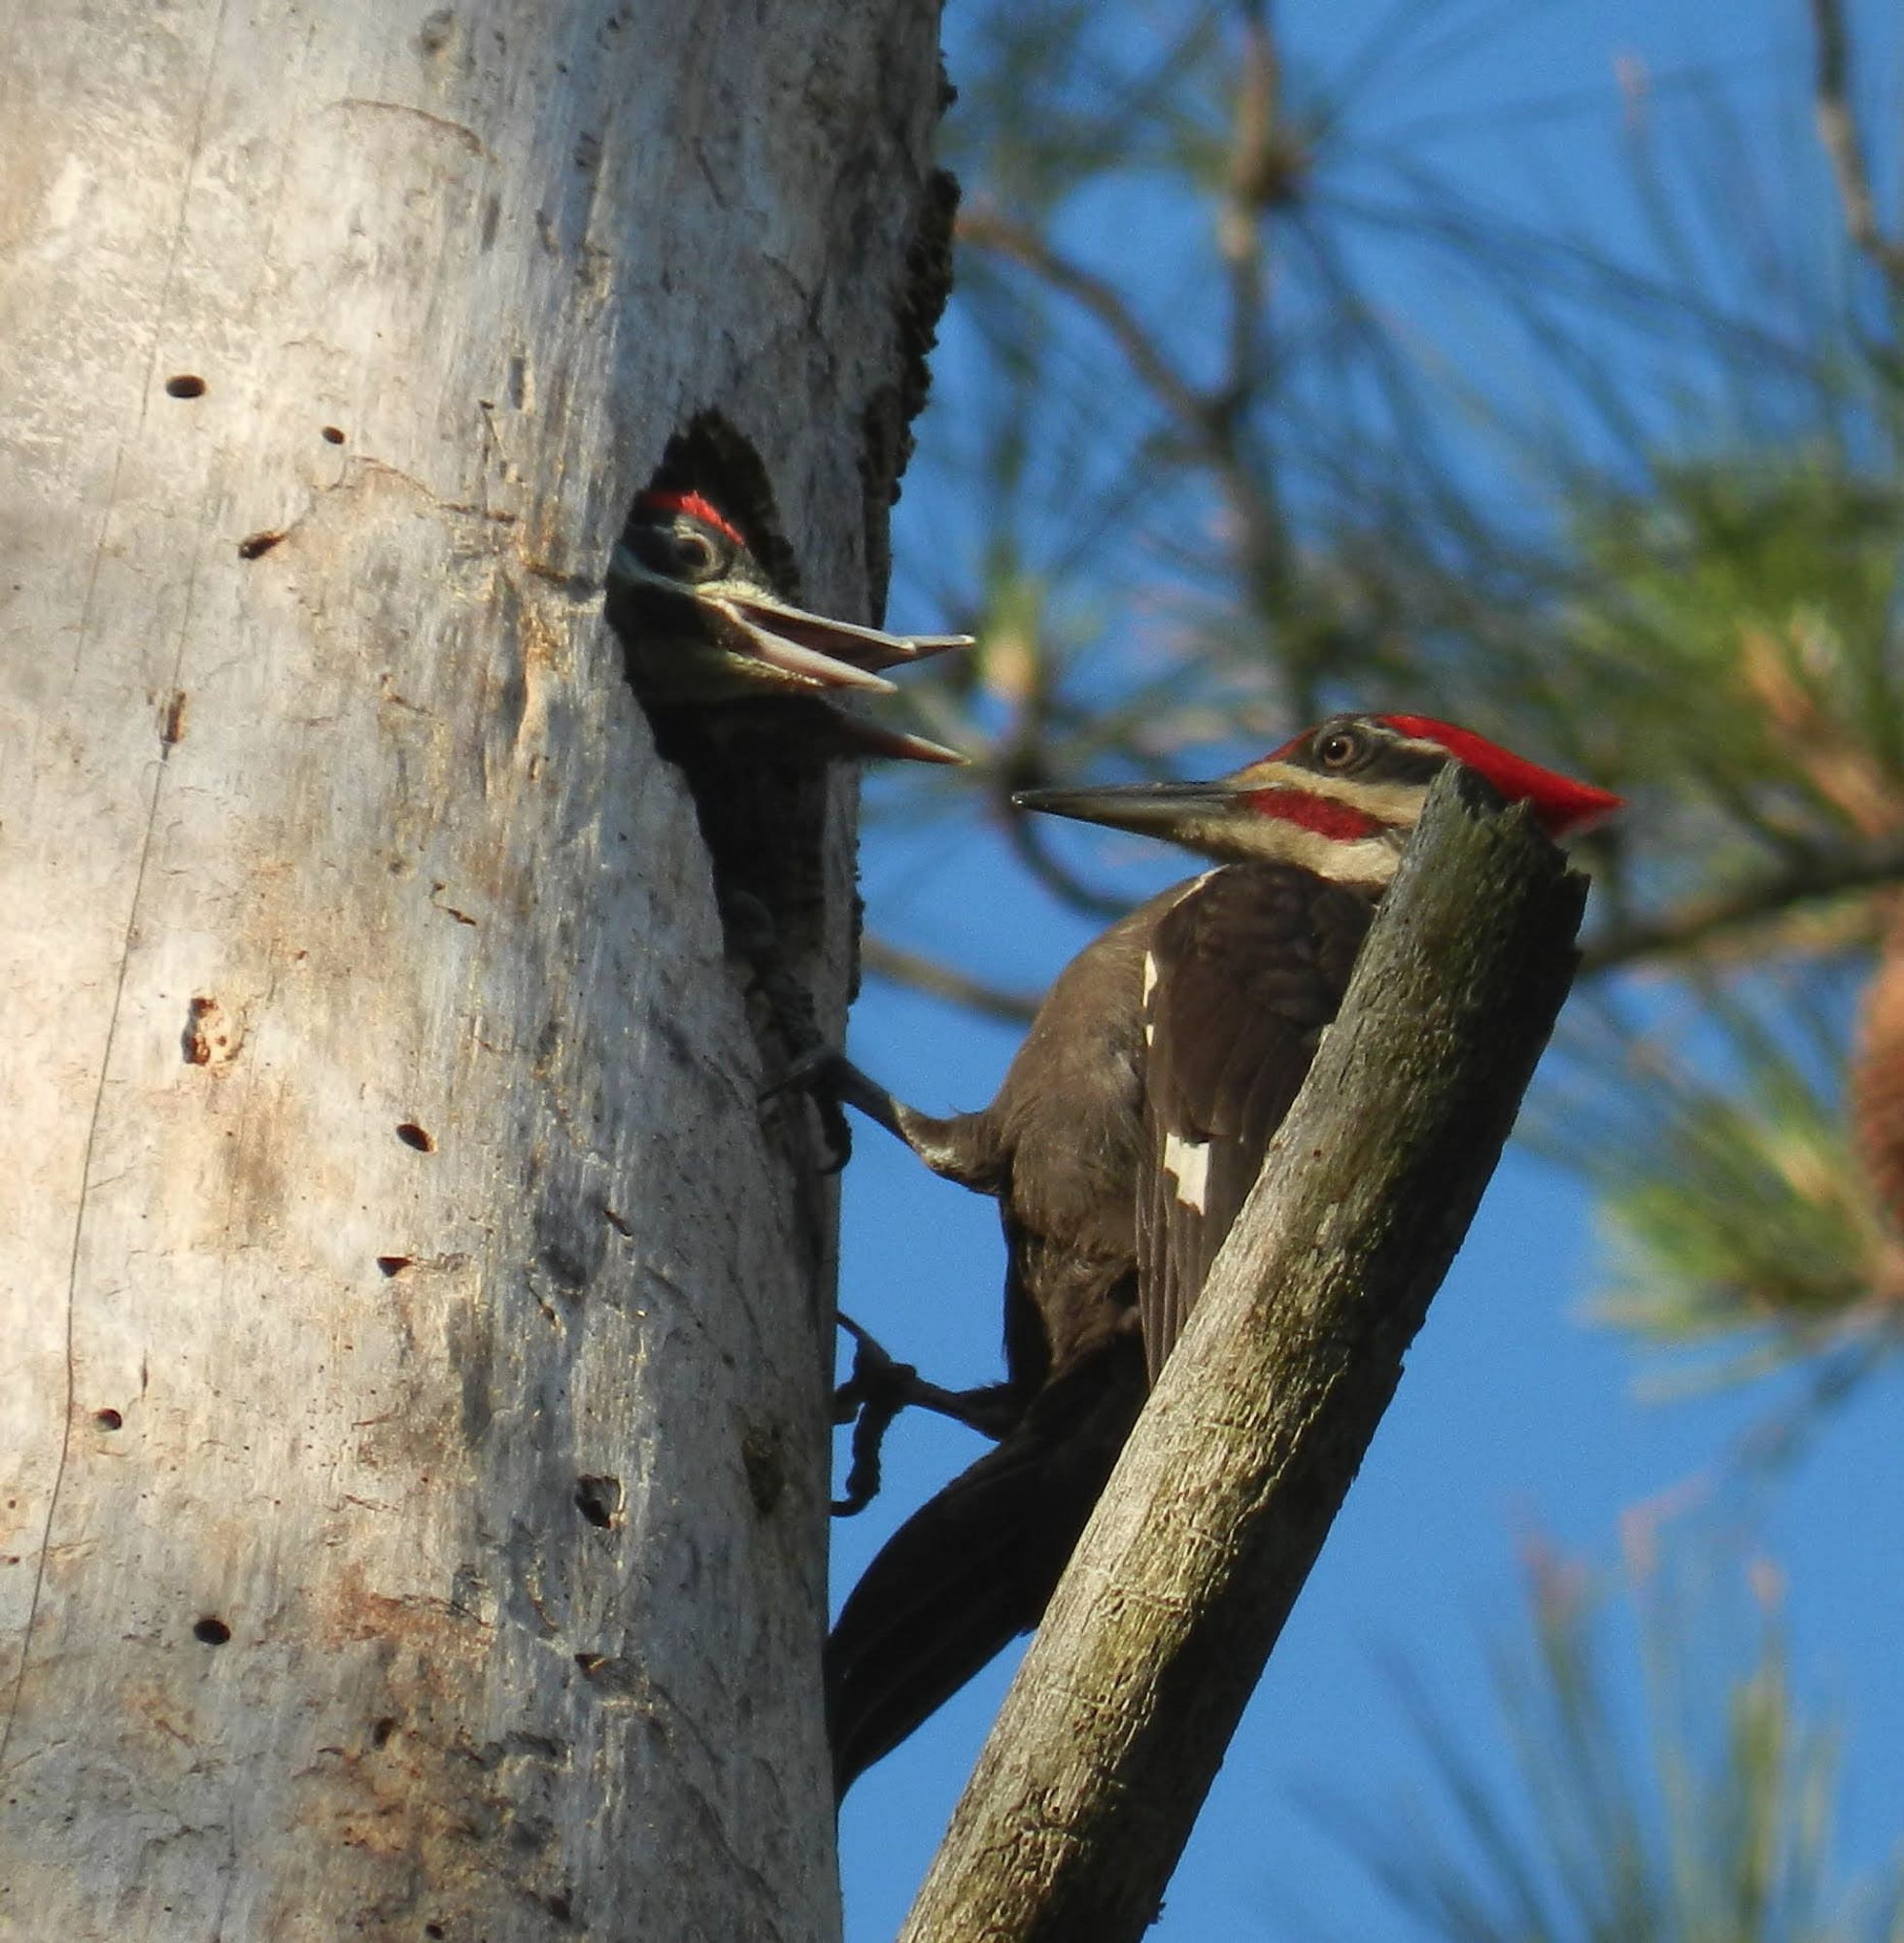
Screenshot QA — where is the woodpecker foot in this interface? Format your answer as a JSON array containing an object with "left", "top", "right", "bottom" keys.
[
  {"left": 831, "top": 1314, "right": 1017, "bottom": 1517},
  {"left": 767, "top": 1046, "right": 909, "bottom": 1146},
  {"left": 801, "top": 1082, "right": 855, "bottom": 1176},
  {"left": 759, "top": 1047, "right": 856, "bottom": 1173}
]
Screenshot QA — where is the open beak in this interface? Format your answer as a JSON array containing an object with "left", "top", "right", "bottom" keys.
[
  {"left": 820, "top": 711, "right": 968, "bottom": 767},
  {"left": 720, "top": 585, "right": 974, "bottom": 676},
  {"left": 608, "top": 546, "right": 972, "bottom": 694},
  {"left": 1011, "top": 778, "right": 1237, "bottom": 839},
  {"left": 718, "top": 588, "right": 973, "bottom": 760}
]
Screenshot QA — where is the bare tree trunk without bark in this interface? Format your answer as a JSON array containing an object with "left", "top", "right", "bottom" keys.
[{"left": 0, "top": 2, "right": 951, "bottom": 1936}]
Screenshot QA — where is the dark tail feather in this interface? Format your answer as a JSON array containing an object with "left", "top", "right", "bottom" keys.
[{"left": 826, "top": 1340, "right": 1145, "bottom": 1798}]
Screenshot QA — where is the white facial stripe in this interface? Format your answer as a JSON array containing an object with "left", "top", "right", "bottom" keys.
[
  {"left": 1385, "top": 733, "right": 1455, "bottom": 762},
  {"left": 1162, "top": 1132, "right": 1209, "bottom": 1213},
  {"left": 1187, "top": 819, "right": 1403, "bottom": 884}
]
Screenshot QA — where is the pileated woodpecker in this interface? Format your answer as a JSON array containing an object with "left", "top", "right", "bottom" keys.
[
  {"left": 605, "top": 490, "right": 971, "bottom": 764},
  {"left": 826, "top": 712, "right": 1619, "bottom": 1795}
]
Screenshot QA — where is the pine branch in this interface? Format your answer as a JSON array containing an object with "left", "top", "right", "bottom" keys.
[
  {"left": 957, "top": 206, "right": 1212, "bottom": 433},
  {"left": 1581, "top": 831, "right": 1904, "bottom": 974},
  {"left": 1808, "top": 0, "right": 1904, "bottom": 302},
  {"left": 1001, "top": 806, "right": 1136, "bottom": 921},
  {"left": 899, "top": 767, "right": 1587, "bottom": 1942}
]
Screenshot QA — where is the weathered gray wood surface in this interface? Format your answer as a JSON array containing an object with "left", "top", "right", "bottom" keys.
[
  {"left": 899, "top": 770, "right": 1588, "bottom": 1943},
  {"left": 0, "top": 2, "right": 949, "bottom": 1936}
]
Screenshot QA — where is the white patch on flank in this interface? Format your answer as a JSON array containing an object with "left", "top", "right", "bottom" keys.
[
  {"left": 1146, "top": 873, "right": 1216, "bottom": 1043},
  {"left": 1163, "top": 1132, "right": 1209, "bottom": 1212}
]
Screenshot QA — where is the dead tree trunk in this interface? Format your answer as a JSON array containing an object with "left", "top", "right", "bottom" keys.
[{"left": 0, "top": 2, "right": 952, "bottom": 1936}]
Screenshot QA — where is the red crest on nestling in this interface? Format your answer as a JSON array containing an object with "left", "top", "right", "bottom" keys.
[
  {"left": 636, "top": 490, "right": 748, "bottom": 551},
  {"left": 1380, "top": 715, "right": 1623, "bottom": 836}
]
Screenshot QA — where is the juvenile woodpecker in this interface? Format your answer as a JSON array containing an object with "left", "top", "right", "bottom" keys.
[
  {"left": 605, "top": 490, "right": 971, "bottom": 764},
  {"left": 825, "top": 713, "right": 1619, "bottom": 1795}
]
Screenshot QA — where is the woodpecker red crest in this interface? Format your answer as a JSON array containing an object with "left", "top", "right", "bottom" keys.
[
  {"left": 604, "top": 490, "right": 972, "bottom": 764},
  {"left": 823, "top": 710, "right": 1618, "bottom": 1794}
]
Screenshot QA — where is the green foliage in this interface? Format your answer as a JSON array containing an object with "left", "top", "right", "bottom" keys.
[
  {"left": 944, "top": 3, "right": 1227, "bottom": 219},
  {"left": 1559, "top": 450, "right": 1904, "bottom": 837},
  {"left": 854, "top": 5, "right": 1904, "bottom": 1928},
  {"left": 1541, "top": 981, "right": 1899, "bottom": 1388},
  {"left": 884, "top": 0, "right": 1904, "bottom": 1406}
]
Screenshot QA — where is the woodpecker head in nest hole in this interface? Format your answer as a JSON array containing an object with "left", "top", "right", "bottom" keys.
[
  {"left": 1012, "top": 712, "right": 1621, "bottom": 878},
  {"left": 605, "top": 489, "right": 973, "bottom": 765}
]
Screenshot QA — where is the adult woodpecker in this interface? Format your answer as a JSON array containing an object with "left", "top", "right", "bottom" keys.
[
  {"left": 825, "top": 712, "right": 1619, "bottom": 1795},
  {"left": 605, "top": 489, "right": 971, "bottom": 763}
]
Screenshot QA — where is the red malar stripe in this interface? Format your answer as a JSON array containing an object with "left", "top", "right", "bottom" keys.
[
  {"left": 637, "top": 490, "right": 747, "bottom": 550},
  {"left": 1245, "top": 788, "right": 1383, "bottom": 841}
]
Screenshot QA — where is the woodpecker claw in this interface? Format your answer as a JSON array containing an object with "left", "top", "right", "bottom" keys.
[
  {"left": 832, "top": 1316, "right": 912, "bottom": 1516},
  {"left": 814, "top": 1097, "right": 854, "bottom": 1174},
  {"left": 831, "top": 1314, "right": 1017, "bottom": 1517},
  {"left": 761, "top": 1043, "right": 830, "bottom": 1100},
  {"left": 757, "top": 1046, "right": 855, "bottom": 1172},
  {"left": 768, "top": 1048, "right": 911, "bottom": 1142}
]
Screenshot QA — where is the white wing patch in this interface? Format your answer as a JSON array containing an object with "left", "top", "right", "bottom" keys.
[
  {"left": 1142, "top": 951, "right": 1159, "bottom": 1046},
  {"left": 1162, "top": 1131, "right": 1209, "bottom": 1212}
]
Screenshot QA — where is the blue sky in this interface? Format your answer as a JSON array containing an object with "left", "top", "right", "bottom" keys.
[{"left": 833, "top": 3, "right": 1904, "bottom": 1934}]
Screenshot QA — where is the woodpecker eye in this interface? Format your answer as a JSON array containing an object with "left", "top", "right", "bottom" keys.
[
  {"left": 1315, "top": 728, "right": 1364, "bottom": 769},
  {"left": 671, "top": 528, "right": 720, "bottom": 576}
]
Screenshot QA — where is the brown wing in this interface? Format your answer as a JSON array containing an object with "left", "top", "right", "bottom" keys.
[{"left": 1138, "top": 863, "right": 1375, "bottom": 1383}]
